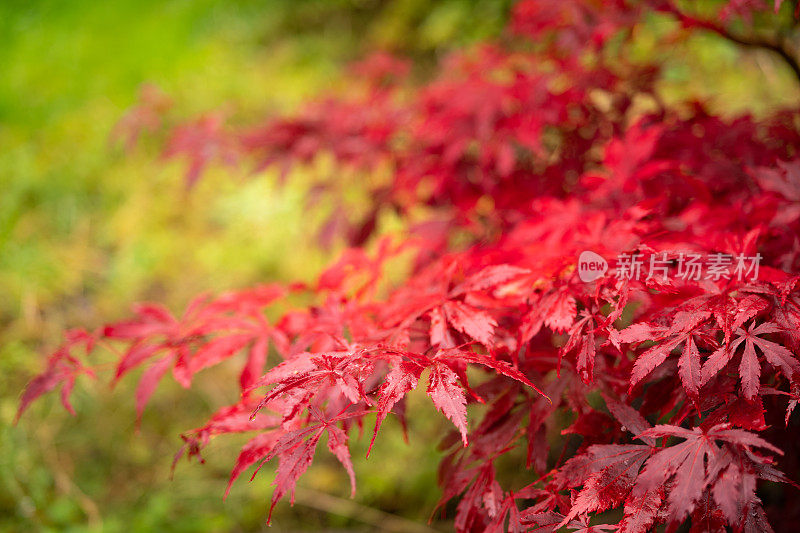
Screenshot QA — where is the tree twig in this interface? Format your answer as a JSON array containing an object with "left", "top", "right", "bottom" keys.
[
  {"left": 36, "top": 425, "right": 103, "bottom": 529},
  {"left": 291, "top": 486, "right": 446, "bottom": 533},
  {"left": 663, "top": 1, "right": 800, "bottom": 85}
]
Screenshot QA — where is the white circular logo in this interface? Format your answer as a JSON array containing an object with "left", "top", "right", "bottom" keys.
[{"left": 578, "top": 251, "right": 608, "bottom": 282}]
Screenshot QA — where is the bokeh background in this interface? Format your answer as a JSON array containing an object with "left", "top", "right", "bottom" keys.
[{"left": 2, "top": 1, "right": 798, "bottom": 532}]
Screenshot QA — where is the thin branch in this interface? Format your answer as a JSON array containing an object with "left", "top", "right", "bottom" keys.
[
  {"left": 702, "top": 21, "right": 800, "bottom": 84},
  {"left": 292, "top": 486, "right": 446, "bottom": 533},
  {"left": 36, "top": 425, "right": 103, "bottom": 529},
  {"left": 664, "top": 2, "right": 800, "bottom": 85}
]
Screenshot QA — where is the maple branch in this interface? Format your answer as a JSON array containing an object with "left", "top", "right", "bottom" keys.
[
  {"left": 36, "top": 425, "right": 103, "bottom": 529},
  {"left": 292, "top": 487, "right": 444, "bottom": 533},
  {"left": 665, "top": 3, "right": 800, "bottom": 85},
  {"left": 704, "top": 23, "right": 800, "bottom": 85}
]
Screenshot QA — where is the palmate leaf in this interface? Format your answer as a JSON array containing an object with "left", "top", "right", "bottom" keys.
[
  {"left": 555, "top": 423, "right": 787, "bottom": 532},
  {"left": 368, "top": 348, "right": 547, "bottom": 452},
  {"left": 701, "top": 320, "right": 800, "bottom": 399},
  {"left": 252, "top": 406, "right": 364, "bottom": 524},
  {"left": 427, "top": 363, "right": 469, "bottom": 446},
  {"left": 367, "top": 361, "right": 420, "bottom": 456},
  {"left": 15, "top": 329, "right": 95, "bottom": 422},
  {"left": 442, "top": 301, "right": 498, "bottom": 347}
]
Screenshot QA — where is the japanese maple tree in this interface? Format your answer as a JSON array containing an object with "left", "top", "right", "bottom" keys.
[{"left": 19, "top": 1, "right": 800, "bottom": 531}]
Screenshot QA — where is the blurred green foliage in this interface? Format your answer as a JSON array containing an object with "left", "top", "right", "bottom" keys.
[{"left": 1, "top": 0, "right": 798, "bottom": 531}]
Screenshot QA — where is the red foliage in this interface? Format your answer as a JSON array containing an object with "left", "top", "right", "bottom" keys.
[{"left": 20, "top": 1, "right": 800, "bottom": 531}]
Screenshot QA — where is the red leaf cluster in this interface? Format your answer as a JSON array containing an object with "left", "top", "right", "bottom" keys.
[{"left": 21, "top": 1, "right": 800, "bottom": 531}]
